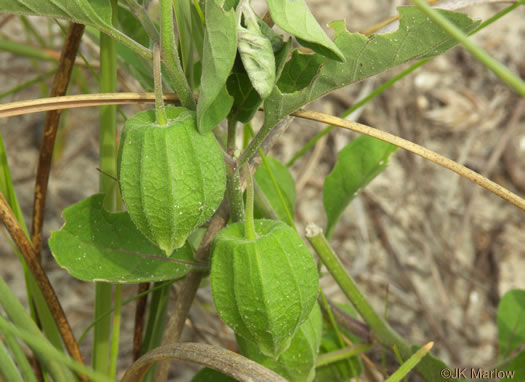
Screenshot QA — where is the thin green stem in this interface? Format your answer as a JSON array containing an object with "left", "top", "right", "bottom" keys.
[
  {"left": 227, "top": 116, "right": 237, "bottom": 155},
  {"left": 0, "top": 277, "right": 71, "bottom": 381},
  {"left": 412, "top": 0, "right": 525, "bottom": 97},
  {"left": 315, "top": 344, "right": 371, "bottom": 368},
  {"left": 385, "top": 343, "right": 433, "bottom": 382},
  {"left": 109, "top": 284, "right": 122, "bottom": 380},
  {"left": 160, "top": 0, "right": 195, "bottom": 110},
  {"left": 94, "top": 0, "right": 118, "bottom": 374},
  {"left": 78, "top": 280, "right": 173, "bottom": 345},
  {"left": 0, "top": 338, "right": 24, "bottom": 382},
  {"left": 318, "top": 289, "right": 356, "bottom": 376},
  {"left": 2, "top": 331, "right": 37, "bottom": 382},
  {"left": 0, "top": 70, "right": 55, "bottom": 100},
  {"left": 306, "top": 225, "right": 410, "bottom": 353},
  {"left": 259, "top": 150, "right": 296, "bottom": 229},
  {"left": 244, "top": 165, "right": 256, "bottom": 240},
  {"left": 141, "top": 282, "right": 171, "bottom": 382},
  {"left": 153, "top": 44, "right": 168, "bottom": 125},
  {"left": 227, "top": 164, "right": 245, "bottom": 223}
]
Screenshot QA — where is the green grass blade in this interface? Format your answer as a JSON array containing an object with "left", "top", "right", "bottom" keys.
[
  {"left": 0, "top": 337, "right": 24, "bottom": 382},
  {"left": 93, "top": 0, "right": 119, "bottom": 375},
  {"left": 385, "top": 342, "right": 434, "bottom": 382},
  {"left": 0, "top": 315, "right": 112, "bottom": 382},
  {"left": 2, "top": 331, "right": 38, "bottom": 382},
  {"left": 412, "top": 0, "right": 525, "bottom": 97},
  {"left": 0, "top": 278, "right": 72, "bottom": 381}
]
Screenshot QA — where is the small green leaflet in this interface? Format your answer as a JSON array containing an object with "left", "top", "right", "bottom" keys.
[
  {"left": 323, "top": 136, "right": 397, "bottom": 239},
  {"left": 0, "top": 0, "right": 151, "bottom": 59},
  {"left": 237, "top": 0, "right": 276, "bottom": 99},
  {"left": 49, "top": 194, "right": 195, "bottom": 283},
  {"left": 498, "top": 289, "right": 525, "bottom": 358},
  {"left": 196, "top": 0, "right": 237, "bottom": 134},
  {"left": 266, "top": 0, "right": 344, "bottom": 61},
  {"left": 228, "top": 39, "right": 291, "bottom": 123}
]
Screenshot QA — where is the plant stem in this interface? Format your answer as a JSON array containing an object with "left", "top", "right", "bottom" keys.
[
  {"left": 153, "top": 44, "right": 168, "bottom": 125},
  {"left": 305, "top": 224, "right": 411, "bottom": 353},
  {"left": 109, "top": 284, "right": 122, "bottom": 380},
  {"left": 227, "top": 163, "right": 245, "bottom": 223},
  {"left": 412, "top": 0, "right": 525, "bottom": 97},
  {"left": 94, "top": 0, "right": 118, "bottom": 374},
  {"left": 227, "top": 116, "right": 237, "bottom": 155},
  {"left": 244, "top": 165, "right": 256, "bottom": 240},
  {"left": 160, "top": 0, "right": 195, "bottom": 110}
]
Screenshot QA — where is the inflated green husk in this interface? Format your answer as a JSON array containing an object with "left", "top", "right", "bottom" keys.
[
  {"left": 237, "top": 303, "right": 322, "bottom": 382},
  {"left": 211, "top": 219, "right": 319, "bottom": 358},
  {"left": 117, "top": 106, "right": 226, "bottom": 256}
]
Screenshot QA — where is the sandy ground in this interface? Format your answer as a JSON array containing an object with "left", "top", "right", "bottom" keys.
[{"left": 1, "top": 1, "right": 525, "bottom": 380}]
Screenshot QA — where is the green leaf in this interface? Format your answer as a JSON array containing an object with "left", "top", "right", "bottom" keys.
[
  {"left": 192, "top": 368, "right": 237, "bottom": 381},
  {"left": 227, "top": 39, "right": 291, "bottom": 123},
  {"left": 254, "top": 156, "right": 296, "bottom": 223},
  {"left": 211, "top": 219, "right": 319, "bottom": 358},
  {"left": 498, "top": 349, "right": 525, "bottom": 381},
  {"left": 196, "top": 0, "right": 237, "bottom": 134},
  {"left": 49, "top": 194, "right": 194, "bottom": 283},
  {"left": 266, "top": 0, "right": 344, "bottom": 61},
  {"left": 116, "top": 5, "right": 154, "bottom": 91},
  {"left": 263, "top": 7, "right": 479, "bottom": 133},
  {"left": 237, "top": 303, "right": 322, "bottom": 382},
  {"left": 498, "top": 289, "right": 525, "bottom": 357},
  {"left": 323, "top": 136, "right": 397, "bottom": 238},
  {"left": 276, "top": 50, "right": 324, "bottom": 94},
  {"left": 174, "top": 0, "right": 194, "bottom": 83},
  {"left": 0, "top": 0, "right": 151, "bottom": 59},
  {"left": 237, "top": 0, "right": 276, "bottom": 99}
]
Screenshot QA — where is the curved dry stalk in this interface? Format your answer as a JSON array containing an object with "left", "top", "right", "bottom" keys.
[
  {"left": 1, "top": 93, "right": 523, "bottom": 211},
  {"left": 121, "top": 342, "right": 286, "bottom": 382},
  {"left": 32, "top": 23, "right": 85, "bottom": 258},
  {"left": 292, "top": 109, "right": 525, "bottom": 211},
  {"left": 0, "top": 93, "right": 178, "bottom": 118},
  {"left": 0, "top": 192, "right": 86, "bottom": 376}
]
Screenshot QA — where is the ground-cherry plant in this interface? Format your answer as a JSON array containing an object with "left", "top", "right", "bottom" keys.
[{"left": 1, "top": 0, "right": 525, "bottom": 381}]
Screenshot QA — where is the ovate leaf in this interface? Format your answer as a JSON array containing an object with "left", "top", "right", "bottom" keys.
[
  {"left": 498, "top": 289, "right": 525, "bottom": 357},
  {"left": 49, "top": 194, "right": 194, "bottom": 283},
  {"left": 237, "top": 0, "right": 276, "bottom": 99},
  {"left": 263, "top": 7, "right": 479, "bottom": 132},
  {"left": 0, "top": 0, "right": 150, "bottom": 58},
  {"left": 323, "top": 136, "right": 397, "bottom": 238},
  {"left": 254, "top": 156, "right": 296, "bottom": 223},
  {"left": 227, "top": 39, "right": 291, "bottom": 123},
  {"left": 498, "top": 350, "right": 525, "bottom": 381},
  {"left": 266, "top": 0, "right": 344, "bottom": 61},
  {"left": 196, "top": 0, "right": 237, "bottom": 134}
]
